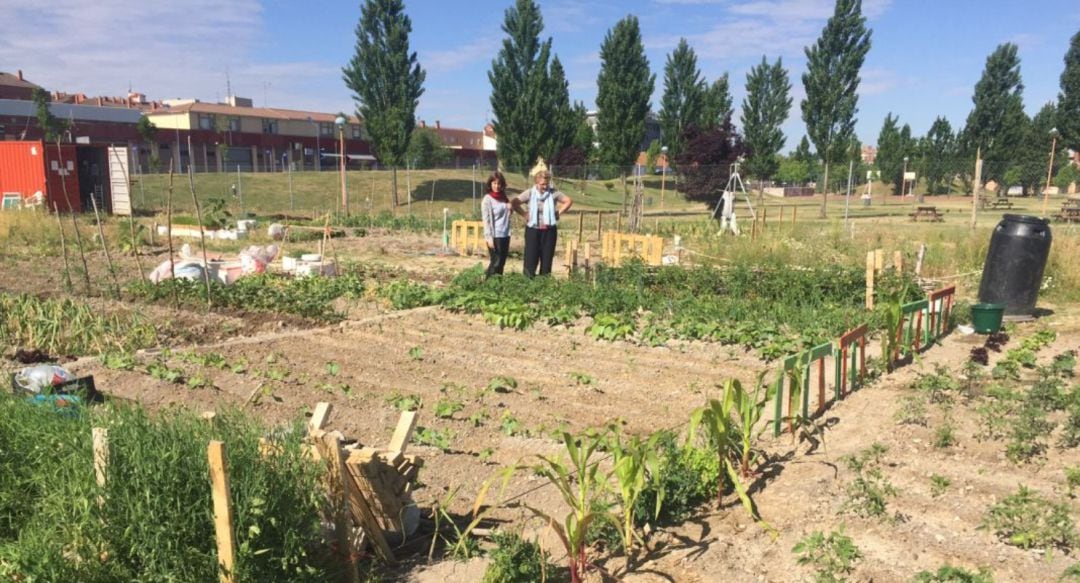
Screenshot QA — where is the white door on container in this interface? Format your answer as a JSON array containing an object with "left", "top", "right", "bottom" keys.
[{"left": 107, "top": 146, "right": 131, "bottom": 216}]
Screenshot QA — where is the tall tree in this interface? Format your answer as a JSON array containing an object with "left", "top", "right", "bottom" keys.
[
  {"left": 31, "top": 88, "right": 69, "bottom": 143},
  {"left": 875, "top": 113, "right": 904, "bottom": 195},
  {"left": 740, "top": 56, "right": 792, "bottom": 184},
  {"left": 701, "top": 74, "right": 732, "bottom": 130},
  {"left": 793, "top": 135, "right": 820, "bottom": 183},
  {"left": 541, "top": 56, "right": 577, "bottom": 163},
  {"left": 406, "top": 127, "right": 451, "bottom": 169},
  {"left": 1009, "top": 102, "right": 1057, "bottom": 195},
  {"left": 596, "top": 15, "right": 655, "bottom": 169},
  {"left": 674, "top": 120, "right": 745, "bottom": 206},
  {"left": 343, "top": 0, "right": 425, "bottom": 212},
  {"left": 1058, "top": 28, "right": 1080, "bottom": 153},
  {"left": 658, "top": 39, "right": 705, "bottom": 159},
  {"left": 921, "top": 117, "right": 954, "bottom": 195},
  {"left": 963, "top": 43, "right": 1026, "bottom": 192},
  {"left": 801, "top": 0, "right": 872, "bottom": 217},
  {"left": 488, "top": 0, "right": 553, "bottom": 174}
]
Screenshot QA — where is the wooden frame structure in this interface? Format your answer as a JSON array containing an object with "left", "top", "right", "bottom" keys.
[
  {"left": 601, "top": 231, "right": 663, "bottom": 266},
  {"left": 773, "top": 341, "right": 833, "bottom": 437},
  {"left": 450, "top": 220, "right": 484, "bottom": 256},
  {"left": 835, "top": 324, "right": 869, "bottom": 399}
]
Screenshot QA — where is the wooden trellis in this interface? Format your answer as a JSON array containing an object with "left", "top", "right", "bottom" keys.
[
  {"left": 601, "top": 231, "right": 663, "bottom": 266},
  {"left": 450, "top": 220, "right": 484, "bottom": 256}
]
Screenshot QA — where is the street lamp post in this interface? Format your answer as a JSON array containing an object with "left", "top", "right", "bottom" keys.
[
  {"left": 1043, "top": 127, "right": 1059, "bottom": 217},
  {"left": 335, "top": 115, "right": 347, "bottom": 215},
  {"left": 902, "top": 156, "right": 909, "bottom": 198},
  {"left": 659, "top": 145, "right": 668, "bottom": 209}
]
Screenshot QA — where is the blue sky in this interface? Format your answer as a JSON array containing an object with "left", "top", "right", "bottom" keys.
[{"left": 3, "top": 0, "right": 1079, "bottom": 150}]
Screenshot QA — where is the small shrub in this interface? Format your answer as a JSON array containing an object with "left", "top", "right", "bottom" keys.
[
  {"left": 482, "top": 531, "right": 558, "bottom": 583},
  {"left": 634, "top": 432, "right": 718, "bottom": 526},
  {"left": 933, "top": 419, "right": 957, "bottom": 449},
  {"left": 1005, "top": 406, "right": 1054, "bottom": 463},
  {"left": 930, "top": 474, "right": 951, "bottom": 498},
  {"left": 913, "top": 565, "right": 993, "bottom": 582},
  {"left": 793, "top": 526, "right": 861, "bottom": 583},
  {"left": 894, "top": 395, "right": 928, "bottom": 426},
  {"left": 414, "top": 426, "right": 454, "bottom": 451},
  {"left": 842, "top": 443, "right": 897, "bottom": 519},
  {"left": 982, "top": 485, "right": 1076, "bottom": 551}
]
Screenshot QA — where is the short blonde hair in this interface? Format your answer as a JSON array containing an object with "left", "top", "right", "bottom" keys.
[{"left": 533, "top": 170, "right": 552, "bottom": 182}]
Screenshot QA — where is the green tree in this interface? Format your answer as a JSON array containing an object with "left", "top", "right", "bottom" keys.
[
  {"left": 793, "top": 135, "right": 820, "bottom": 183},
  {"left": 406, "top": 127, "right": 451, "bottom": 169},
  {"left": 488, "top": 0, "right": 554, "bottom": 174},
  {"left": 701, "top": 74, "right": 732, "bottom": 130},
  {"left": 920, "top": 117, "right": 955, "bottom": 195},
  {"left": 135, "top": 116, "right": 160, "bottom": 171},
  {"left": 542, "top": 56, "right": 577, "bottom": 163},
  {"left": 658, "top": 38, "right": 705, "bottom": 159},
  {"left": 343, "top": 0, "right": 426, "bottom": 212},
  {"left": 1058, "top": 28, "right": 1080, "bottom": 153},
  {"left": 741, "top": 56, "right": 792, "bottom": 185},
  {"left": 800, "top": 0, "right": 872, "bottom": 216},
  {"left": 875, "top": 114, "right": 903, "bottom": 195},
  {"left": 963, "top": 43, "right": 1026, "bottom": 193},
  {"left": 1009, "top": 102, "right": 1057, "bottom": 195},
  {"left": 596, "top": 15, "right": 655, "bottom": 170},
  {"left": 776, "top": 155, "right": 811, "bottom": 186},
  {"left": 31, "top": 88, "right": 69, "bottom": 143}
]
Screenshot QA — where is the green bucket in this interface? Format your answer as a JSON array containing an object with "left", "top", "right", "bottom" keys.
[{"left": 971, "top": 303, "right": 1005, "bottom": 334}]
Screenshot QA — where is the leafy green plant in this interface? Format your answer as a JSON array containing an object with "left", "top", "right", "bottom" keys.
[
  {"left": 414, "top": 426, "right": 454, "bottom": 451},
  {"left": 586, "top": 314, "right": 635, "bottom": 341},
  {"left": 408, "top": 346, "right": 424, "bottom": 361},
  {"left": 102, "top": 351, "right": 137, "bottom": 371},
  {"left": 433, "top": 398, "right": 464, "bottom": 419},
  {"left": 933, "top": 418, "right": 957, "bottom": 449},
  {"left": 385, "top": 392, "right": 422, "bottom": 412},
  {"left": 894, "top": 395, "right": 928, "bottom": 426},
  {"left": 147, "top": 360, "right": 184, "bottom": 384},
  {"left": 567, "top": 371, "right": 594, "bottom": 386},
  {"left": 500, "top": 412, "right": 527, "bottom": 437},
  {"left": 1066, "top": 467, "right": 1080, "bottom": 498},
  {"left": 793, "top": 526, "right": 862, "bottom": 583},
  {"left": 841, "top": 443, "right": 897, "bottom": 519},
  {"left": 982, "top": 485, "right": 1076, "bottom": 551},
  {"left": 487, "top": 376, "right": 518, "bottom": 393},
  {"left": 634, "top": 432, "right": 718, "bottom": 526},
  {"left": 604, "top": 427, "right": 660, "bottom": 561},
  {"left": 913, "top": 565, "right": 993, "bottom": 582},
  {"left": 482, "top": 531, "right": 556, "bottom": 583},
  {"left": 913, "top": 365, "right": 963, "bottom": 405},
  {"left": 1006, "top": 405, "right": 1054, "bottom": 463},
  {"left": 324, "top": 361, "right": 340, "bottom": 376},
  {"left": 930, "top": 474, "right": 951, "bottom": 498}
]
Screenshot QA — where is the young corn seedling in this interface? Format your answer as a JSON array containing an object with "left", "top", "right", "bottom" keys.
[
  {"left": 525, "top": 431, "right": 607, "bottom": 583},
  {"left": 604, "top": 427, "right": 661, "bottom": 565}
]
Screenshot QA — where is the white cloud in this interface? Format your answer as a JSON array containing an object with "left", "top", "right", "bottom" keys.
[
  {"left": 858, "top": 68, "right": 900, "bottom": 96},
  {"left": 0, "top": 0, "right": 355, "bottom": 114},
  {"left": 423, "top": 39, "right": 501, "bottom": 73}
]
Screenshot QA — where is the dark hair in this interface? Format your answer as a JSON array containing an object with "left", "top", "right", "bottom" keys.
[{"left": 487, "top": 171, "right": 506, "bottom": 192}]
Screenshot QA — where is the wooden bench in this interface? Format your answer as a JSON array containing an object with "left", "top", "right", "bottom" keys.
[
  {"left": 989, "top": 198, "right": 1014, "bottom": 210},
  {"left": 909, "top": 206, "right": 943, "bottom": 222},
  {"left": 1055, "top": 207, "right": 1080, "bottom": 223}
]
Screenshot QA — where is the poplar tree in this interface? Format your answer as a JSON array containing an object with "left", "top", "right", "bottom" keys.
[
  {"left": 964, "top": 43, "right": 1026, "bottom": 191},
  {"left": 793, "top": 135, "right": 819, "bottom": 183},
  {"left": 488, "top": 0, "right": 554, "bottom": 174},
  {"left": 801, "top": 0, "right": 872, "bottom": 217},
  {"left": 740, "top": 56, "right": 792, "bottom": 184},
  {"left": 701, "top": 74, "right": 733, "bottom": 130},
  {"left": 875, "top": 113, "right": 904, "bottom": 195},
  {"left": 1058, "top": 28, "right": 1080, "bottom": 153},
  {"left": 1009, "top": 103, "right": 1057, "bottom": 195},
  {"left": 343, "top": 0, "right": 425, "bottom": 211},
  {"left": 921, "top": 117, "right": 955, "bottom": 195},
  {"left": 658, "top": 39, "right": 705, "bottom": 159},
  {"left": 596, "top": 15, "right": 655, "bottom": 169},
  {"left": 542, "top": 56, "right": 578, "bottom": 163}
]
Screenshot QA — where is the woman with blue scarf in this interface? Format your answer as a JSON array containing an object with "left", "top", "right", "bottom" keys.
[{"left": 511, "top": 170, "right": 573, "bottom": 277}]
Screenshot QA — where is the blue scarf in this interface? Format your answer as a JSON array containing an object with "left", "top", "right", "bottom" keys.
[{"left": 528, "top": 186, "right": 557, "bottom": 228}]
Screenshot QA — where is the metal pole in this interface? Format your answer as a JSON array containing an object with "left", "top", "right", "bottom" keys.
[
  {"left": 339, "top": 127, "right": 347, "bottom": 215},
  {"left": 471, "top": 164, "right": 477, "bottom": 216},
  {"left": 287, "top": 152, "right": 294, "bottom": 212},
  {"left": 237, "top": 164, "right": 243, "bottom": 215},
  {"left": 970, "top": 148, "right": 982, "bottom": 231},
  {"left": 844, "top": 159, "right": 854, "bottom": 229}
]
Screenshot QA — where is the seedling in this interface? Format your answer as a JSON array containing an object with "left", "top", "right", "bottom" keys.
[
  {"left": 841, "top": 443, "right": 897, "bottom": 519},
  {"left": 102, "top": 351, "right": 137, "bottom": 371},
  {"left": 500, "top": 412, "right": 526, "bottom": 437},
  {"left": 568, "top": 371, "right": 595, "bottom": 386},
  {"left": 386, "top": 392, "right": 423, "bottom": 412},
  {"left": 486, "top": 375, "right": 518, "bottom": 394},
  {"left": 408, "top": 346, "right": 424, "bottom": 361},
  {"left": 414, "top": 426, "right": 454, "bottom": 451},
  {"left": 793, "top": 526, "right": 861, "bottom": 582},
  {"left": 433, "top": 398, "right": 464, "bottom": 419},
  {"left": 982, "top": 485, "right": 1076, "bottom": 551},
  {"left": 324, "top": 361, "right": 340, "bottom": 376},
  {"left": 894, "top": 395, "right": 927, "bottom": 426},
  {"left": 929, "top": 474, "right": 950, "bottom": 498},
  {"left": 913, "top": 565, "right": 993, "bottom": 582}
]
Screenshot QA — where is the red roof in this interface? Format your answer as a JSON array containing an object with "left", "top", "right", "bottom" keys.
[{"left": 146, "top": 101, "right": 361, "bottom": 124}]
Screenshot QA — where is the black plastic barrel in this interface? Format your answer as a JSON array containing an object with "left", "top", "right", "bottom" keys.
[{"left": 977, "top": 214, "right": 1052, "bottom": 316}]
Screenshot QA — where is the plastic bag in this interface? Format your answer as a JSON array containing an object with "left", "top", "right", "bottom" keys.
[
  {"left": 239, "top": 245, "right": 280, "bottom": 274},
  {"left": 13, "top": 364, "right": 74, "bottom": 394}
]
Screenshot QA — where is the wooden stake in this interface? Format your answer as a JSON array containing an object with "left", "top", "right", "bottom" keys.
[
  {"left": 865, "top": 251, "right": 875, "bottom": 310},
  {"left": 309, "top": 402, "right": 333, "bottom": 434},
  {"left": 874, "top": 249, "right": 884, "bottom": 272},
  {"left": 165, "top": 162, "right": 179, "bottom": 309},
  {"left": 388, "top": 411, "right": 418, "bottom": 453},
  {"left": 596, "top": 210, "right": 602, "bottom": 239},
  {"left": 325, "top": 434, "right": 362, "bottom": 582},
  {"left": 792, "top": 207, "right": 797, "bottom": 225},
  {"left": 893, "top": 250, "right": 903, "bottom": 273},
  {"left": 53, "top": 203, "right": 72, "bottom": 291},
  {"left": 208, "top": 441, "right": 237, "bottom": 583},
  {"left": 187, "top": 159, "right": 213, "bottom": 309},
  {"left": 92, "top": 427, "right": 108, "bottom": 488},
  {"left": 915, "top": 243, "right": 927, "bottom": 278},
  {"left": 577, "top": 212, "right": 584, "bottom": 246},
  {"left": 616, "top": 212, "right": 622, "bottom": 233},
  {"left": 89, "top": 194, "right": 121, "bottom": 298}
]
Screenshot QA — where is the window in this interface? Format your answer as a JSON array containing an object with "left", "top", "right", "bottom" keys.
[
  {"left": 198, "top": 114, "right": 214, "bottom": 130},
  {"left": 228, "top": 117, "right": 241, "bottom": 132},
  {"left": 351, "top": 126, "right": 362, "bottom": 139},
  {"left": 319, "top": 123, "right": 334, "bottom": 137},
  {"left": 262, "top": 119, "right": 278, "bottom": 134}
]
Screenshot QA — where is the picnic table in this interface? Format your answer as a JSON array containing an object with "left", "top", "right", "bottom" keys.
[
  {"left": 988, "top": 198, "right": 1014, "bottom": 210},
  {"left": 1056, "top": 201, "right": 1080, "bottom": 223},
  {"left": 909, "top": 205, "right": 943, "bottom": 222}
]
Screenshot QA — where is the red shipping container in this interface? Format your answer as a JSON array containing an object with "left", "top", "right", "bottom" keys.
[{"left": 0, "top": 141, "right": 81, "bottom": 212}]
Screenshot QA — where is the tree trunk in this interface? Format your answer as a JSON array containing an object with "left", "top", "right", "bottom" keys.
[
  {"left": 819, "top": 161, "right": 831, "bottom": 219},
  {"left": 621, "top": 171, "right": 629, "bottom": 216},
  {"left": 391, "top": 166, "right": 399, "bottom": 214}
]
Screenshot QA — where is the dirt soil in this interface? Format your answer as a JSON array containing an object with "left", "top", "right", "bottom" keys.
[{"left": 4, "top": 229, "right": 1080, "bottom": 582}]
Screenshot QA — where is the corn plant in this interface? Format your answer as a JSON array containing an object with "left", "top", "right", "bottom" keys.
[
  {"left": 604, "top": 427, "right": 661, "bottom": 561},
  {"left": 687, "top": 378, "right": 773, "bottom": 527},
  {"left": 429, "top": 467, "right": 516, "bottom": 562},
  {"left": 525, "top": 431, "right": 607, "bottom": 583}
]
